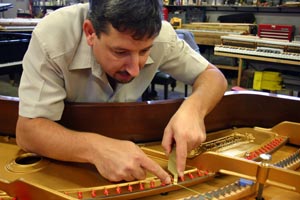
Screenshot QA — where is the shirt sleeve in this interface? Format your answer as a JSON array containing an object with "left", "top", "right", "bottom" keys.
[
  {"left": 154, "top": 22, "right": 209, "bottom": 85},
  {"left": 18, "top": 31, "right": 66, "bottom": 121}
]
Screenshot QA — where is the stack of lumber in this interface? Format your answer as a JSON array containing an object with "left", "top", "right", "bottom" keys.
[{"left": 181, "top": 23, "right": 255, "bottom": 46}]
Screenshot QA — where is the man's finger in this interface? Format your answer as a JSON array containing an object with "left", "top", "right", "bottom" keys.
[
  {"left": 130, "top": 166, "right": 147, "bottom": 180},
  {"left": 175, "top": 141, "right": 187, "bottom": 177},
  {"left": 140, "top": 156, "right": 171, "bottom": 184},
  {"left": 162, "top": 128, "right": 175, "bottom": 156}
]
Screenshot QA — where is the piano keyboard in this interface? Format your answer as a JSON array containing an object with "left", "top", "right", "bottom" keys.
[
  {"left": 214, "top": 45, "right": 300, "bottom": 61},
  {"left": 221, "top": 35, "right": 300, "bottom": 48}
]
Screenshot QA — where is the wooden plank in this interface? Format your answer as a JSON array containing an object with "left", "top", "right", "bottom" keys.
[
  {"left": 216, "top": 64, "right": 239, "bottom": 71},
  {"left": 181, "top": 23, "right": 254, "bottom": 45},
  {"left": 181, "top": 23, "right": 254, "bottom": 33}
]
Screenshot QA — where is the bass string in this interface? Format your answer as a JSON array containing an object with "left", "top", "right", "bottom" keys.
[
  {"left": 176, "top": 183, "right": 200, "bottom": 194},
  {"left": 175, "top": 183, "right": 213, "bottom": 200}
]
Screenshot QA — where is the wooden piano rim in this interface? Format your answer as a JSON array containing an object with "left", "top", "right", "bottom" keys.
[{"left": 1, "top": 90, "right": 300, "bottom": 143}]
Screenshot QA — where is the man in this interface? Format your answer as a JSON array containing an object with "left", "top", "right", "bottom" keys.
[{"left": 16, "top": 0, "right": 227, "bottom": 184}]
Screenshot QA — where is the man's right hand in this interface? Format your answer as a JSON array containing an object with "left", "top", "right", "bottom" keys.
[
  {"left": 16, "top": 117, "right": 171, "bottom": 184},
  {"left": 87, "top": 134, "right": 171, "bottom": 184}
]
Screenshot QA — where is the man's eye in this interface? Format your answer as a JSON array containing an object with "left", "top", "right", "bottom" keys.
[
  {"left": 140, "top": 49, "right": 150, "bottom": 55},
  {"left": 115, "top": 51, "right": 126, "bottom": 55}
]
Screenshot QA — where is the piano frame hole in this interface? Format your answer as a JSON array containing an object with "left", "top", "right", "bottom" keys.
[
  {"left": 15, "top": 153, "right": 42, "bottom": 165},
  {"left": 6, "top": 153, "right": 50, "bottom": 173}
]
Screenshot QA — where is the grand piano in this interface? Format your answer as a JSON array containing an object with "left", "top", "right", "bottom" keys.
[
  {"left": 0, "top": 18, "right": 40, "bottom": 84},
  {"left": 0, "top": 32, "right": 30, "bottom": 81},
  {"left": 0, "top": 91, "right": 300, "bottom": 199},
  {"left": 0, "top": 3, "right": 13, "bottom": 13}
]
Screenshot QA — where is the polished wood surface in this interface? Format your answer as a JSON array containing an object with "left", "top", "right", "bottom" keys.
[
  {"left": 205, "top": 91, "right": 300, "bottom": 130},
  {"left": 60, "top": 99, "right": 181, "bottom": 142},
  {"left": 0, "top": 95, "right": 19, "bottom": 135},
  {"left": 1, "top": 91, "right": 300, "bottom": 141}
]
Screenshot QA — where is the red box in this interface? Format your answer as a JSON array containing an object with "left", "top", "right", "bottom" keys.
[{"left": 258, "top": 24, "right": 294, "bottom": 41}]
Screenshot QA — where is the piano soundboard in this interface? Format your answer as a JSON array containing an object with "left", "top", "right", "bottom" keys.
[
  {"left": 214, "top": 35, "right": 300, "bottom": 61},
  {"left": 1, "top": 121, "right": 300, "bottom": 200}
]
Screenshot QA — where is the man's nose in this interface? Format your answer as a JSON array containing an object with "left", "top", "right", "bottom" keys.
[{"left": 126, "top": 54, "right": 140, "bottom": 77}]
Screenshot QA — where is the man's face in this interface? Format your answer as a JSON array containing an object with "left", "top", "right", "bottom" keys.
[{"left": 87, "top": 23, "right": 155, "bottom": 84}]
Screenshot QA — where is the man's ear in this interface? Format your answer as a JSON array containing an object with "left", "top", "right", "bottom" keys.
[{"left": 83, "top": 20, "right": 96, "bottom": 46}]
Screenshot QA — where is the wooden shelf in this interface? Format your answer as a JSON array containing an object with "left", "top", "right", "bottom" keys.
[
  {"left": 32, "top": 5, "right": 62, "bottom": 10},
  {"left": 165, "top": 5, "right": 300, "bottom": 13},
  {"left": 216, "top": 64, "right": 239, "bottom": 71}
]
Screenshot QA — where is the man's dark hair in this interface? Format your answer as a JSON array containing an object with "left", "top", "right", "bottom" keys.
[{"left": 88, "top": 0, "right": 162, "bottom": 40}]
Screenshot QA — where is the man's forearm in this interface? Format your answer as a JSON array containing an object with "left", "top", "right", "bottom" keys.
[
  {"left": 16, "top": 116, "right": 95, "bottom": 164},
  {"left": 189, "top": 64, "right": 228, "bottom": 117},
  {"left": 16, "top": 116, "right": 172, "bottom": 183}
]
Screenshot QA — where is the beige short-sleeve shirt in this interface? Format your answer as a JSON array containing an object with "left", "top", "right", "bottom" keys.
[{"left": 19, "top": 3, "right": 209, "bottom": 121}]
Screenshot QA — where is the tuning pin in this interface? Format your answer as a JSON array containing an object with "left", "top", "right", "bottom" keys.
[
  {"left": 150, "top": 180, "right": 155, "bottom": 188},
  {"left": 116, "top": 186, "right": 121, "bottom": 194},
  {"left": 103, "top": 188, "right": 109, "bottom": 196},
  {"left": 77, "top": 191, "right": 83, "bottom": 199},
  {"left": 128, "top": 185, "right": 133, "bottom": 192},
  {"left": 139, "top": 182, "right": 144, "bottom": 190},
  {"left": 91, "top": 190, "right": 97, "bottom": 198}
]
